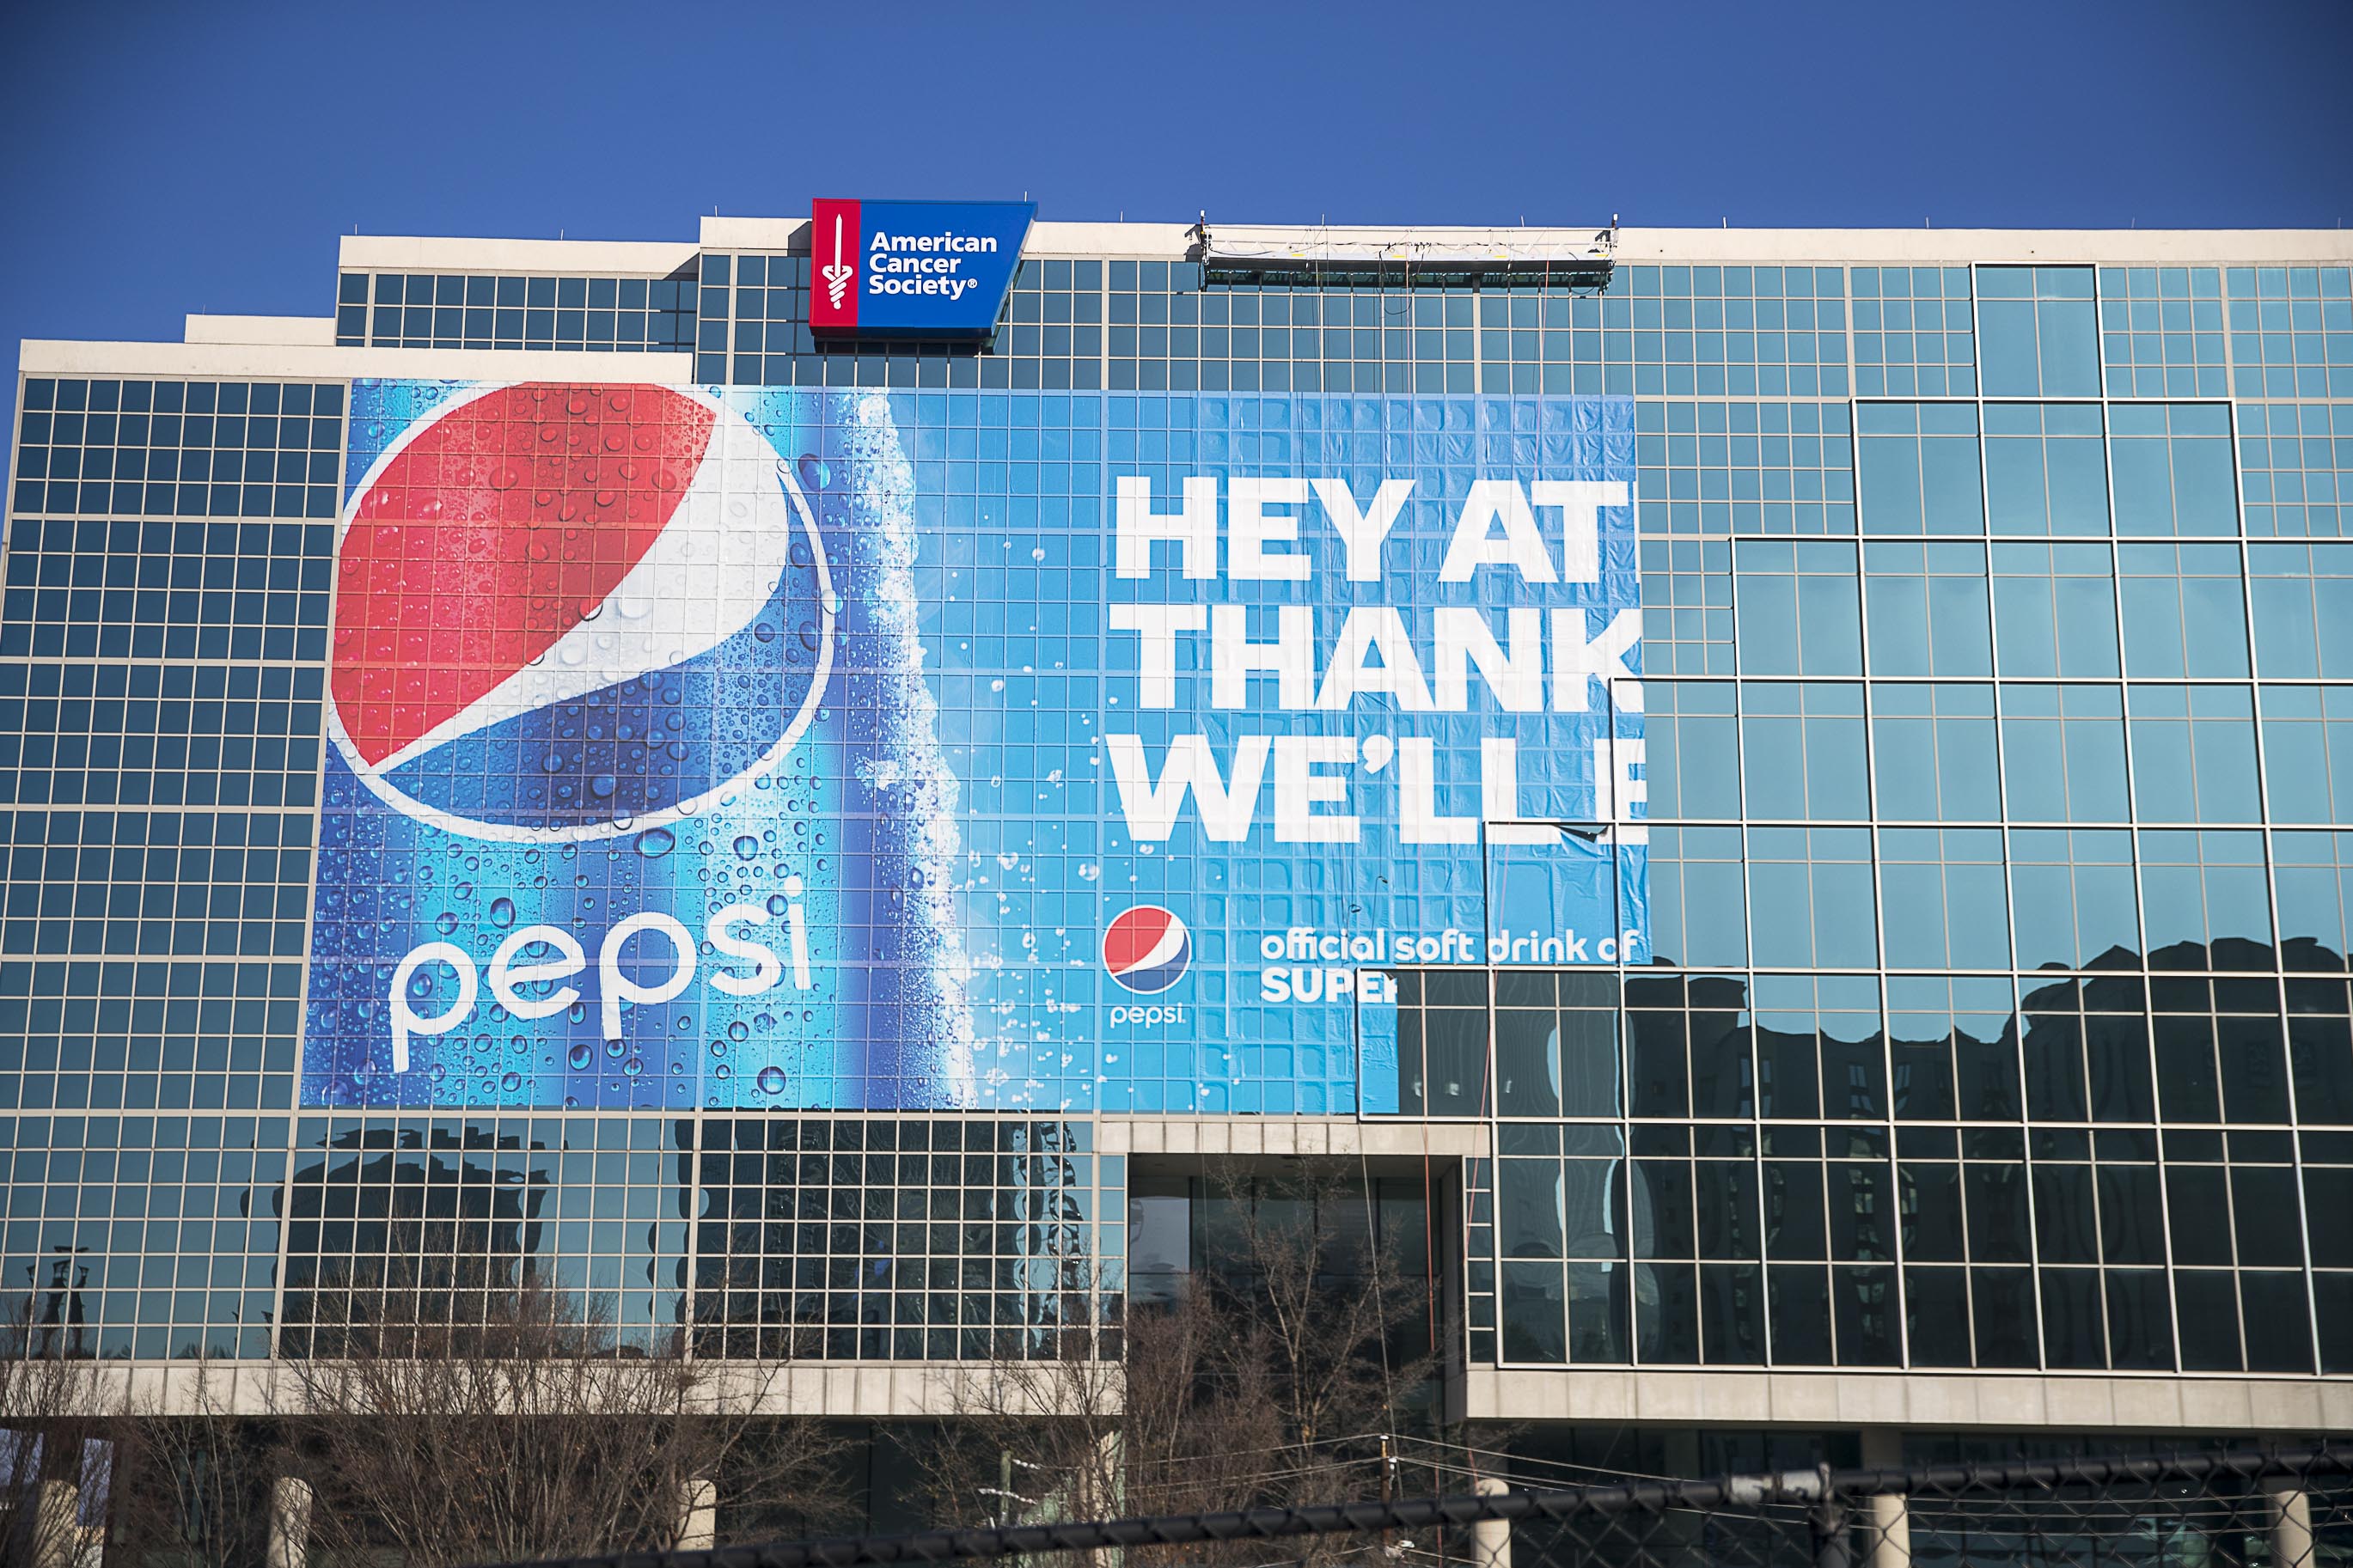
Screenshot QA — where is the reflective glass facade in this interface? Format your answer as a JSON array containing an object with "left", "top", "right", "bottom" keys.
[{"left": 7, "top": 229, "right": 2353, "bottom": 1417}]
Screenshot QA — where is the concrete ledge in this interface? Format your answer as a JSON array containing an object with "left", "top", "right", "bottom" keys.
[
  {"left": 1613, "top": 226, "right": 2353, "bottom": 265},
  {"left": 1100, "top": 1114, "right": 1487, "bottom": 1161},
  {"left": 75, "top": 1358, "right": 1113, "bottom": 1419},
  {"left": 338, "top": 235, "right": 699, "bottom": 277},
  {"left": 42, "top": 1358, "right": 2353, "bottom": 1427},
  {"left": 18, "top": 339, "right": 694, "bottom": 382},
  {"left": 1454, "top": 1366, "right": 2353, "bottom": 1431},
  {"left": 184, "top": 314, "right": 337, "bottom": 347},
  {"left": 322, "top": 223, "right": 2353, "bottom": 273}
]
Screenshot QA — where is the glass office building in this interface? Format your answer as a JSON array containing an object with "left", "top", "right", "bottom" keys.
[{"left": 5, "top": 217, "right": 2353, "bottom": 1457}]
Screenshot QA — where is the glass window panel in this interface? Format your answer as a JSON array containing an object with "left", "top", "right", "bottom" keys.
[
  {"left": 1871, "top": 684, "right": 1999, "bottom": 821},
  {"left": 2258, "top": 687, "right": 2353, "bottom": 824},
  {"left": 1739, "top": 682, "right": 1867, "bottom": 819},
  {"left": 2000, "top": 685, "right": 2130, "bottom": 822},
  {"left": 1734, "top": 542, "right": 1863, "bottom": 675},
  {"left": 1879, "top": 827, "right": 2010, "bottom": 969},
  {"left": 2127, "top": 685, "right": 2260, "bottom": 822},
  {"left": 1977, "top": 297, "right": 2043, "bottom": 398},
  {"left": 1978, "top": 267, "right": 2099, "bottom": 397},
  {"left": 1857, "top": 404, "right": 1983, "bottom": 534},
  {"left": 2138, "top": 829, "right": 2274, "bottom": 970},
  {"left": 1984, "top": 403, "right": 2111, "bottom": 535},
  {"left": 1647, "top": 827, "right": 1750, "bottom": 968},
  {"left": 2176, "top": 1269, "right": 2242, "bottom": 1370},
  {"left": 1862, "top": 540, "right": 1993, "bottom": 675},
  {"left": 2009, "top": 829, "right": 2141, "bottom": 970},
  {"left": 2117, "top": 543, "right": 2249, "bottom": 677},
  {"left": 2110, "top": 404, "right": 2240, "bottom": 536},
  {"left": 2275, "top": 832, "right": 2353, "bottom": 972},
  {"left": 2248, "top": 543, "right": 2353, "bottom": 677},
  {"left": 1991, "top": 542, "right": 2119, "bottom": 677},
  {"left": 1646, "top": 682, "right": 1739, "bottom": 818}
]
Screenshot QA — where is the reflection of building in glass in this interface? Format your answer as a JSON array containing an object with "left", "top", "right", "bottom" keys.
[{"left": 3, "top": 222, "right": 2352, "bottom": 1504}]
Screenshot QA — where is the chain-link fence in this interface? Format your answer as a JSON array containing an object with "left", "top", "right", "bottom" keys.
[{"left": 484, "top": 1444, "right": 2351, "bottom": 1568}]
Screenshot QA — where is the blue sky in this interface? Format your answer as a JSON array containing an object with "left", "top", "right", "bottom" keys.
[{"left": 3, "top": 0, "right": 2348, "bottom": 418}]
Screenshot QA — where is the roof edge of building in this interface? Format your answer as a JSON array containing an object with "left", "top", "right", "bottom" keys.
[
  {"left": 316, "top": 221, "right": 2353, "bottom": 272},
  {"left": 16, "top": 339, "right": 695, "bottom": 381}
]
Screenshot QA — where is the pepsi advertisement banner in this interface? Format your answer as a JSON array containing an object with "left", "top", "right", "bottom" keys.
[{"left": 303, "top": 381, "right": 1644, "bottom": 1113}]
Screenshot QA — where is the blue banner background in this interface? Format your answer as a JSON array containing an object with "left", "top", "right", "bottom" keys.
[{"left": 302, "top": 387, "right": 1642, "bottom": 1113}]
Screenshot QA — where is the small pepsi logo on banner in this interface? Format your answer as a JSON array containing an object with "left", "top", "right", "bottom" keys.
[
  {"left": 807, "top": 198, "right": 1033, "bottom": 340},
  {"left": 1103, "top": 906, "right": 1191, "bottom": 994}
]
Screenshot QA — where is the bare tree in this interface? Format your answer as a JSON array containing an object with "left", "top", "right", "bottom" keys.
[
  {"left": 283, "top": 1276, "right": 850, "bottom": 1568},
  {"left": 0, "top": 1296, "right": 119, "bottom": 1568},
  {"left": 920, "top": 1162, "right": 1446, "bottom": 1568},
  {"left": 113, "top": 1357, "right": 275, "bottom": 1568}
]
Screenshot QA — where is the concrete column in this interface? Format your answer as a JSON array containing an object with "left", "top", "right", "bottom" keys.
[
  {"left": 2264, "top": 1480, "right": 2314, "bottom": 1568},
  {"left": 31, "top": 1477, "right": 78, "bottom": 1568},
  {"left": 1472, "top": 1476, "right": 1511, "bottom": 1568},
  {"left": 266, "top": 1476, "right": 314, "bottom": 1568},
  {"left": 1654, "top": 1431, "right": 1708, "bottom": 1568},
  {"left": 1858, "top": 1429, "right": 1910, "bottom": 1568},
  {"left": 675, "top": 1477, "right": 718, "bottom": 1552}
]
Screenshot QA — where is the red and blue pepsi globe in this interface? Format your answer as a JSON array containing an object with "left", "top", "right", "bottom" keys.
[
  {"left": 327, "top": 382, "right": 833, "bottom": 841},
  {"left": 1102, "top": 905, "right": 1191, "bottom": 993}
]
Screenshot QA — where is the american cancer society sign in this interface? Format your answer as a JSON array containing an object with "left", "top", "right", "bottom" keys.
[{"left": 807, "top": 198, "right": 1034, "bottom": 339}]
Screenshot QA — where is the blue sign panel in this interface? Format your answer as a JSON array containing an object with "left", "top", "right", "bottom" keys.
[
  {"left": 808, "top": 198, "right": 1033, "bottom": 339},
  {"left": 302, "top": 383, "right": 1645, "bottom": 1113}
]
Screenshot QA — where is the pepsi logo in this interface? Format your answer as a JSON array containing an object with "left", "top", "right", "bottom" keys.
[
  {"left": 1103, "top": 906, "right": 1191, "bottom": 994},
  {"left": 327, "top": 383, "right": 833, "bottom": 842}
]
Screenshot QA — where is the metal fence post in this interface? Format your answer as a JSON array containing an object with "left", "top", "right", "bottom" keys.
[{"left": 1810, "top": 1466, "right": 1849, "bottom": 1568}]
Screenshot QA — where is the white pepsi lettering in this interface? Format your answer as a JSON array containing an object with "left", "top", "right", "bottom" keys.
[
  {"left": 781, "top": 875, "right": 813, "bottom": 991},
  {"left": 1209, "top": 605, "right": 1314, "bottom": 709},
  {"left": 1273, "top": 736, "right": 1358, "bottom": 843},
  {"left": 1314, "top": 607, "right": 1433, "bottom": 711},
  {"left": 1481, "top": 738, "right": 1559, "bottom": 845},
  {"left": 1109, "top": 603, "right": 1207, "bottom": 707},
  {"left": 706, "top": 904, "right": 785, "bottom": 997},
  {"left": 1115, "top": 602, "right": 1639, "bottom": 717},
  {"left": 1226, "top": 477, "right": 1311, "bottom": 580},
  {"left": 598, "top": 912, "right": 696, "bottom": 1040},
  {"left": 1432, "top": 607, "right": 1546, "bottom": 713},
  {"left": 1530, "top": 479, "right": 1625, "bottom": 584},
  {"left": 1397, "top": 736, "right": 1476, "bottom": 845},
  {"left": 1106, "top": 730, "right": 1629, "bottom": 847},
  {"left": 489, "top": 925, "right": 585, "bottom": 1021},
  {"left": 1115, "top": 475, "right": 1415, "bottom": 581},
  {"left": 388, "top": 943, "right": 476, "bottom": 1074},
  {"left": 1549, "top": 607, "right": 1644, "bottom": 713},
  {"left": 1309, "top": 477, "right": 1413, "bottom": 581},
  {"left": 1107, "top": 735, "right": 1268, "bottom": 841},
  {"left": 1594, "top": 735, "right": 1650, "bottom": 847},
  {"left": 1440, "top": 480, "right": 1557, "bottom": 583},
  {"left": 1114, "top": 477, "right": 1219, "bottom": 578}
]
